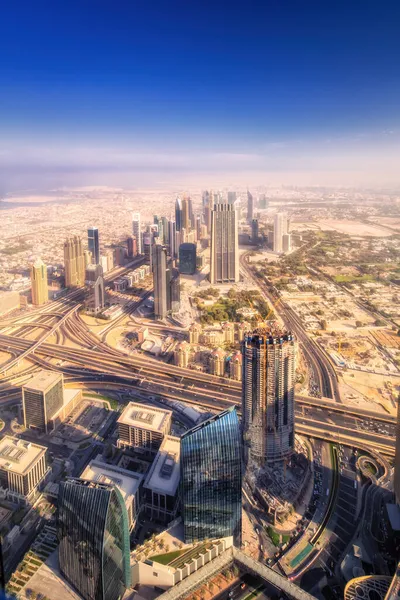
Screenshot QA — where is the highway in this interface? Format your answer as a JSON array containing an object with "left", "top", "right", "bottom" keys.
[{"left": 239, "top": 252, "right": 340, "bottom": 401}]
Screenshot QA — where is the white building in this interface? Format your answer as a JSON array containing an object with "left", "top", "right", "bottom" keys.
[
  {"left": 132, "top": 213, "right": 142, "bottom": 254},
  {"left": 273, "top": 213, "right": 288, "bottom": 253}
]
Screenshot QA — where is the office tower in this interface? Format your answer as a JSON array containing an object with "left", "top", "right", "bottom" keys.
[
  {"left": 168, "top": 220, "right": 176, "bottom": 257},
  {"left": 64, "top": 236, "right": 85, "bottom": 288},
  {"left": 58, "top": 478, "right": 131, "bottom": 600},
  {"left": 179, "top": 243, "right": 197, "bottom": 275},
  {"left": 395, "top": 397, "right": 400, "bottom": 504},
  {"left": 196, "top": 215, "right": 201, "bottom": 240},
  {"left": 181, "top": 407, "right": 242, "bottom": 545},
  {"left": 242, "top": 330, "right": 296, "bottom": 464},
  {"left": 132, "top": 213, "right": 142, "bottom": 254},
  {"left": 247, "top": 190, "right": 254, "bottom": 223},
  {"left": 273, "top": 212, "right": 288, "bottom": 253},
  {"left": 282, "top": 233, "right": 291, "bottom": 253},
  {"left": 84, "top": 249, "right": 92, "bottom": 267},
  {"left": 181, "top": 195, "right": 190, "bottom": 231},
  {"left": 210, "top": 201, "right": 239, "bottom": 284},
  {"left": 23, "top": 371, "right": 64, "bottom": 433},
  {"left": 117, "top": 402, "right": 172, "bottom": 453},
  {"left": 30, "top": 258, "right": 48, "bottom": 306},
  {"left": 175, "top": 197, "right": 183, "bottom": 232},
  {"left": 152, "top": 243, "right": 168, "bottom": 319},
  {"left": 251, "top": 219, "right": 259, "bottom": 244},
  {"left": 114, "top": 246, "right": 126, "bottom": 266},
  {"left": 85, "top": 264, "right": 105, "bottom": 312},
  {"left": 87, "top": 227, "right": 100, "bottom": 264},
  {"left": 188, "top": 196, "right": 195, "bottom": 229},
  {"left": 0, "top": 436, "right": 48, "bottom": 502},
  {"left": 259, "top": 194, "right": 268, "bottom": 210},
  {"left": 161, "top": 216, "right": 169, "bottom": 245},
  {"left": 228, "top": 191, "right": 237, "bottom": 205},
  {"left": 154, "top": 215, "right": 164, "bottom": 243},
  {"left": 127, "top": 236, "right": 137, "bottom": 258},
  {"left": 168, "top": 267, "right": 180, "bottom": 313},
  {"left": 202, "top": 190, "right": 211, "bottom": 234},
  {"left": 142, "top": 231, "right": 152, "bottom": 266}
]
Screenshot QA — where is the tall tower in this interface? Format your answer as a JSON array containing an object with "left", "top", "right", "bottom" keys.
[
  {"left": 273, "top": 213, "right": 287, "bottom": 253},
  {"left": 87, "top": 227, "right": 100, "bottom": 265},
  {"left": 181, "top": 195, "right": 190, "bottom": 231},
  {"left": 132, "top": 213, "right": 142, "bottom": 254},
  {"left": 30, "top": 258, "right": 48, "bottom": 306},
  {"left": 58, "top": 478, "right": 131, "bottom": 600},
  {"left": 175, "top": 198, "right": 182, "bottom": 232},
  {"left": 210, "top": 200, "right": 239, "bottom": 284},
  {"left": 152, "top": 243, "right": 168, "bottom": 319},
  {"left": 64, "top": 236, "right": 85, "bottom": 288},
  {"left": 180, "top": 407, "right": 242, "bottom": 545},
  {"left": 247, "top": 190, "right": 254, "bottom": 223},
  {"left": 202, "top": 190, "right": 211, "bottom": 234},
  {"left": 241, "top": 330, "right": 296, "bottom": 464}
]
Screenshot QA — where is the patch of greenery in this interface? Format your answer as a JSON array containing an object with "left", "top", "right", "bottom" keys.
[
  {"left": 333, "top": 273, "right": 374, "bottom": 283},
  {"left": 149, "top": 549, "right": 188, "bottom": 565}
]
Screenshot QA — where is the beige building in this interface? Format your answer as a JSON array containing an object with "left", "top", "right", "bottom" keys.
[
  {"left": 0, "top": 436, "right": 48, "bottom": 501},
  {"left": 81, "top": 459, "right": 143, "bottom": 531},
  {"left": 23, "top": 371, "right": 64, "bottom": 433},
  {"left": 229, "top": 351, "right": 242, "bottom": 381},
  {"left": 143, "top": 435, "right": 180, "bottom": 523},
  {"left": 222, "top": 322, "right": 235, "bottom": 344},
  {"left": 30, "top": 258, "right": 48, "bottom": 306},
  {"left": 209, "top": 348, "right": 226, "bottom": 376},
  {"left": 64, "top": 236, "right": 85, "bottom": 288},
  {"left": 174, "top": 341, "right": 190, "bottom": 368},
  {"left": 117, "top": 402, "right": 172, "bottom": 454},
  {"left": 189, "top": 323, "right": 202, "bottom": 344},
  {"left": 210, "top": 200, "right": 239, "bottom": 285}
]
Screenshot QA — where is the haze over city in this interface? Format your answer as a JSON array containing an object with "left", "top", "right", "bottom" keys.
[{"left": 1, "top": 2, "right": 400, "bottom": 600}]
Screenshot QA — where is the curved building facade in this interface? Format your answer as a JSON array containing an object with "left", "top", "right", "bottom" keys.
[
  {"left": 242, "top": 330, "right": 296, "bottom": 464},
  {"left": 58, "top": 478, "right": 131, "bottom": 600},
  {"left": 180, "top": 407, "right": 242, "bottom": 545}
]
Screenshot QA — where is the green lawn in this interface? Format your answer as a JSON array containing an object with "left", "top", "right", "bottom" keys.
[
  {"left": 333, "top": 274, "right": 374, "bottom": 283},
  {"left": 266, "top": 526, "right": 280, "bottom": 546},
  {"left": 149, "top": 549, "right": 188, "bottom": 565}
]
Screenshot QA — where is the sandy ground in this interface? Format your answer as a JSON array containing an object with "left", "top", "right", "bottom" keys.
[
  {"left": 340, "top": 371, "right": 398, "bottom": 414},
  {"left": 293, "top": 219, "right": 393, "bottom": 237}
]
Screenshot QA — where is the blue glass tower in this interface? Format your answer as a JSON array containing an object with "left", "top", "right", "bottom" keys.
[
  {"left": 58, "top": 478, "right": 131, "bottom": 600},
  {"left": 181, "top": 407, "right": 242, "bottom": 545},
  {"left": 88, "top": 227, "right": 100, "bottom": 265}
]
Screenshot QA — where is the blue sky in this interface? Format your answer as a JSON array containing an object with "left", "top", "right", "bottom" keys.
[{"left": 1, "top": 0, "right": 400, "bottom": 189}]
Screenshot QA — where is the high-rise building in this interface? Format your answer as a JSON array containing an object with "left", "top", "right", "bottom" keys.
[
  {"left": 84, "top": 250, "right": 92, "bottom": 267},
  {"left": 23, "top": 371, "right": 64, "bottom": 433},
  {"left": 87, "top": 227, "right": 100, "bottom": 264},
  {"left": 210, "top": 201, "right": 239, "bottom": 284},
  {"left": 58, "top": 478, "right": 131, "bottom": 600},
  {"left": 258, "top": 194, "right": 268, "bottom": 209},
  {"left": 152, "top": 243, "right": 168, "bottom": 319},
  {"left": 241, "top": 330, "right": 296, "bottom": 464},
  {"left": 0, "top": 436, "right": 48, "bottom": 502},
  {"left": 117, "top": 402, "right": 172, "bottom": 453},
  {"left": 251, "top": 219, "right": 259, "bottom": 245},
  {"left": 174, "top": 341, "right": 190, "bottom": 367},
  {"left": 179, "top": 243, "right": 197, "bottom": 275},
  {"left": 188, "top": 196, "right": 195, "bottom": 229},
  {"left": 142, "top": 231, "right": 152, "bottom": 266},
  {"left": 132, "top": 213, "right": 142, "bottom": 254},
  {"left": 30, "top": 258, "right": 48, "bottom": 306},
  {"left": 64, "top": 236, "right": 85, "bottom": 288},
  {"left": 228, "top": 191, "right": 237, "bottom": 205},
  {"left": 127, "top": 236, "right": 137, "bottom": 258},
  {"left": 180, "top": 407, "right": 242, "bottom": 545},
  {"left": 282, "top": 233, "right": 291, "bottom": 253},
  {"left": 175, "top": 198, "right": 182, "bottom": 232},
  {"left": 182, "top": 195, "right": 190, "bottom": 231},
  {"left": 154, "top": 215, "right": 164, "bottom": 244},
  {"left": 247, "top": 190, "right": 254, "bottom": 223},
  {"left": 168, "top": 220, "right": 176, "bottom": 257},
  {"left": 202, "top": 190, "right": 211, "bottom": 234},
  {"left": 168, "top": 267, "right": 180, "bottom": 314},
  {"left": 273, "top": 213, "right": 288, "bottom": 253},
  {"left": 196, "top": 215, "right": 202, "bottom": 240},
  {"left": 161, "top": 216, "right": 169, "bottom": 246},
  {"left": 85, "top": 264, "right": 105, "bottom": 312},
  {"left": 210, "top": 348, "right": 226, "bottom": 376}
]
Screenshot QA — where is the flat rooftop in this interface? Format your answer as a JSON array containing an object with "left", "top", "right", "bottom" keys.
[
  {"left": 23, "top": 370, "right": 62, "bottom": 394},
  {"left": 81, "top": 460, "right": 143, "bottom": 503},
  {"left": 118, "top": 401, "right": 172, "bottom": 433},
  {"left": 0, "top": 436, "right": 47, "bottom": 475},
  {"left": 144, "top": 435, "right": 180, "bottom": 497}
]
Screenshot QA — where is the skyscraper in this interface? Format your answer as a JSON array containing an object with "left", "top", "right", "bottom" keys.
[
  {"left": 210, "top": 200, "right": 239, "bottom": 284},
  {"left": 23, "top": 370, "right": 64, "bottom": 433},
  {"left": 127, "top": 236, "right": 137, "bottom": 258},
  {"left": 247, "top": 190, "right": 254, "bottom": 223},
  {"left": 182, "top": 195, "right": 190, "bottom": 231},
  {"left": 175, "top": 198, "right": 182, "bottom": 232},
  {"left": 202, "top": 190, "right": 211, "bottom": 234},
  {"left": 87, "top": 227, "right": 100, "bottom": 264},
  {"left": 180, "top": 407, "right": 242, "bottom": 545},
  {"left": 152, "top": 243, "right": 168, "bottom": 319},
  {"left": 168, "top": 220, "right": 176, "bottom": 257},
  {"left": 242, "top": 330, "right": 296, "bottom": 464},
  {"left": 58, "top": 478, "right": 131, "bottom": 600},
  {"left": 30, "top": 258, "right": 48, "bottom": 306},
  {"left": 154, "top": 215, "right": 164, "bottom": 243},
  {"left": 227, "top": 191, "right": 237, "bottom": 205},
  {"left": 179, "top": 243, "right": 197, "bottom": 275},
  {"left": 132, "top": 213, "right": 142, "bottom": 254},
  {"left": 251, "top": 219, "right": 259, "bottom": 245},
  {"left": 64, "top": 236, "right": 85, "bottom": 288},
  {"left": 273, "top": 213, "right": 288, "bottom": 253}
]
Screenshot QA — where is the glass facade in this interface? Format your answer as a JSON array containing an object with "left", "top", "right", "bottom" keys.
[
  {"left": 181, "top": 407, "right": 242, "bottom": 545},
  {"left": 88, "top": 227, "right": 100, "bottom": 265},
  {"left": 58, "top": 479, "right": 130, "bottom": 600},
  {"left": 179, "top": 243, "right": 196, "bottom": 275}
]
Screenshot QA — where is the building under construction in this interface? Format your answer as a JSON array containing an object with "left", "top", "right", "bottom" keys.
[{"left": 241, "top": 329, "right": 297, "bottom": 464}]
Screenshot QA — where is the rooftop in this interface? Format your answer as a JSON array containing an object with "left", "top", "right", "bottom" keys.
[
  {"left": 118, "top": 401, "right": 172, "bottom": 432},
  {"left": 144, "top": 435, "right": 180, "bottom": 496},
  {"left": 23, "top": 370, "right": 62, "bottom": 394},
  {"left": 0, "top": 436, "right": 47, "bottom": 475},
  {"left": 81, "top": 460, "right": 143, "bottom": 503}
]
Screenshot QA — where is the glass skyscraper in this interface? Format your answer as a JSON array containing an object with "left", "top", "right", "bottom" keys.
[
  {"left": 58, "top": 478, "right": 131, "bottom": 600},
  {"left": 88, "top": 227, "right": 100, "bottom": 265},
  {"left": 179, "top": 243, "right": 196, "bottom": 275},
  {"left": 180, "top": 407, "right": 242, "bottom": 545}
]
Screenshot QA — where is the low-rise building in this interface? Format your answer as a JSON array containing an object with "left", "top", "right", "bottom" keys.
[
  {"left": 143, "top": 435, "right": 180, "bottom": 524},
  {"left": 117, "top": 402, "right": 172, "bottom": 455},
  {"left": 0, "top": 436, "right": 48, "bottom": 503},
  {"left": 209, "top": 348, "right": 226, "bottom": 376},
  {"left": 174, "top": 341, "right": 190, "bottom": 368},
  {"left": 81, "top": 459, "right": 143, "bottom": 532}
]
